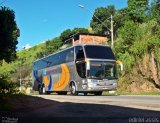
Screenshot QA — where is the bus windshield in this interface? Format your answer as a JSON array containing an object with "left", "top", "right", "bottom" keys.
[
  {"left": 88, "top": 61, "right": 116, "bottom": 79},
  {"left": 84, "top": 45, "right": 115, "bottom": 60}
]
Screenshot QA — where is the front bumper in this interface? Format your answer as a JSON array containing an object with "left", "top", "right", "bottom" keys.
[{"left": 86, "top": 83, "right": 117, "bottom": 91}]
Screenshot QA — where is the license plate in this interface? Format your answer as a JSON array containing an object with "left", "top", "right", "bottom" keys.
[{"left": 97, "top": 82, "right": 105, "bottom": 86}]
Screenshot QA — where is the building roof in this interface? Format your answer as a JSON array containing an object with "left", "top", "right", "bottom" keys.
[{"left": 64, "top": 33, "right": 107, "bottom": 43}]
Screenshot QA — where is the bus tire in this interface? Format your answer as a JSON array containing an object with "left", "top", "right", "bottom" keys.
[
  {"left": 94, "top": 91, "right": 102, "bottom": 96},
  {"left": 70, "top": 82, "right": 77, "bottom": 95},
  {"left": 38, "top": 85, "right": 42, "bottom": 95},
  {"left": 38, "top": 84, "right": 45, "bottom": 95}
]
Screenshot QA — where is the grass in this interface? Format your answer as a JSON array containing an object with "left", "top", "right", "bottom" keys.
[{"left": 102, "top": 90, "right": 160, "bottom": 96}]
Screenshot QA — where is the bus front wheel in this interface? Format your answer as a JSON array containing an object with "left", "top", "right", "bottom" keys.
[{"left": 70, "top": 83, "right": 77, "bottom": 95}]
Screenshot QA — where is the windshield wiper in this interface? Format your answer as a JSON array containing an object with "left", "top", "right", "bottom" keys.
[{"left": 89, "top": 76, "right": 103, "bottom": 80}]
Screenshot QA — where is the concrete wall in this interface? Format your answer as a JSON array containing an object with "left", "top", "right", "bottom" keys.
[{"left": 73, "top": 35, "right": 107, "bottom": 45}]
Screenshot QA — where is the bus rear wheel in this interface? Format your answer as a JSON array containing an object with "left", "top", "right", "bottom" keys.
[
  {"left": 94, "top": 91, "right": 102, "bottom": 96},
  {"left": 38, "top": 84, "right": 49, "bottom": 95},
  {"left": 38, "top": 84, "right": 45, "bottom": 95},
  {"left": 70, "top": 83, "right": 77, "bottom": 95}
]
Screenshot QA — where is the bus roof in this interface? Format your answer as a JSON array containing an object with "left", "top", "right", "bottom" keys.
[{"left": 33, "top": 44, "right": 111, "bottom": 63}]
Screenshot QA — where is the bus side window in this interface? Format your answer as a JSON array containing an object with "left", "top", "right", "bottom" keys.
[
  {"left": 75, "top": 46, "right": 86, "bottom": 78},
  {"left": 76, "top": 62, "right": 86, "bottom": 78},
  {"left": 75, "top": 46, "right": 85, "bottom": 61},
  {"left": 65, "top": 48, "right": 74, "bottom": 63},
  {"left": 81, "top": 62, "right": 86, "bottom": 78}
]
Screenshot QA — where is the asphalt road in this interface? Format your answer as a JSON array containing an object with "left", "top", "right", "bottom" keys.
[
  {"left": 1, "top": 95, "right": 160, "bottom": 123},
  {"left": 35, "top": 95, "right": 160, "bottom": 111}
]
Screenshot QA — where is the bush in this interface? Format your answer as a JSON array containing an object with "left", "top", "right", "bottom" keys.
[{"left": 0, "top": 76, "right": 19, "bottom": 95}]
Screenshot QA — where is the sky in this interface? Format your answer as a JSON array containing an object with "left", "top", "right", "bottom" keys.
[{"left": 1, "top": 0, "right": 127, "bottom": 50}]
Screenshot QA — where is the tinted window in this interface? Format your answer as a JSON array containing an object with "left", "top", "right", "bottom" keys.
[
  {"left": 34, "top": 59, "right": 48, "bottom": 70},
  {"left": 75, "top": 46, "right": 85, "bottom": 60},
  {"left": 84, "top": 45, "right": 115, "bottom": 60},
  {"left": 51, "top": 54, "right": 58, "bottom": 66},
  {"left": 33, "top": 47, "right": 74, "bottom": 70},
  {"left": 88, "top": 61, "right": 116, "bottom": 79},
  {"left": 65, "top": 48, "right": 74, "bottom": 62},
  {"left": 76, "top": 62, "right": 86, "bottom": 78}
]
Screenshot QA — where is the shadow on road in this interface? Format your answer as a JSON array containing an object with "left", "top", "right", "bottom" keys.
[{"left": 0, "top": 95, "right": 160, "bottom": 123}]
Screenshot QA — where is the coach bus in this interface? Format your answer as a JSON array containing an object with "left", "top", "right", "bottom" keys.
[{"left": 32, "top": 44, "right": 117, "bottom": 95}]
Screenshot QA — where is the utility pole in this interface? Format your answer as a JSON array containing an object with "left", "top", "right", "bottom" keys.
[
  {"left": 111, "top": 15, "right": 114, "bottom": 48},
  {"left": 19, "top": 60, "right": 22, "bottom": 92},
  {"left": 0, "top": 0, "right": 7, "bottom": 5},
  {"left": 20, "top": 68, "right": 22, "bottom": 92},
  {"left": 79, "top": 4, "right": 114, "bottom": 48}
]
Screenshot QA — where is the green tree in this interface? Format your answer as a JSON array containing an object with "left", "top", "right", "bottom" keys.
[
  {"left": 60, "top": 28, "right": 89, "bottom": 44},
  {"left": 127, "top": 0, "right": 149, "bottom": 23},
  {"left": 45, "top": 37, "right": 62, "bottom": 55},
  {"left": 60, "top": 29, "right": 73, "bottom": 43},
  {"left": 113, "top": 8, "right": 129, "bottom": 36},
  {"left": 90, "top": 5, "right": 116, "bottom": 35},
  {"left": 36, "top": 37, "right": 63, "bottom": 59},
  {"left": 72, "top": 27, "right": 89, "bottom": 34},
  {"left": 150, "top": 0, "right": 160, "bottom": 22},
  {"left": 114, "top": 21, "right": 138, "bottom": 71},
  {"left": 0, "top": 7, "right": 20, "bottom": 62},
  {"left": 115, "top": 21, "right": 138, "bottom": 54}
]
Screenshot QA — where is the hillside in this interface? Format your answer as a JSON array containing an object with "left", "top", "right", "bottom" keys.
[
  {"left": 1, "top": 0, "right": 160, "bottom": 94},
  {"left": 114, "top": 20, "right": 160, "bottom": 94}
]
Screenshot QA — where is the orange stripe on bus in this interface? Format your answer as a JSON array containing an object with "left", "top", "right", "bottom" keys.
[
  {"left": 43, "top": 76, "right": 50, "bottom": 87},
  {"left": 54, "top": 64, "right": 70, "bottom": 91}
]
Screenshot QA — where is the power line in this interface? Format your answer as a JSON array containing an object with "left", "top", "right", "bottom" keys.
[{"left": 0, "top": 0, "right": 7, "bottom": 5}]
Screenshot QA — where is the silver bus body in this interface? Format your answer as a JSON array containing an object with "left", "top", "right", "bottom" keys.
[{"left": 32, "top": 44, "right": 117, "bottom": 95}]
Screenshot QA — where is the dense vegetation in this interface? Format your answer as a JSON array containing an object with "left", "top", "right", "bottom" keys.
[
  {"left": 0, "top": 7, "right": 20, "bottom": 94},
  {"left": 90, "top": 0, "right": 160, "bottom": 92},
  {"left": 1, "top": 0, "right": 160, "bottom": 94},
  {"left": 0, "top": 7, "right": 19, "bottom": 62},
  {"left": 0, "top": 27, "right": 89, "bottom": 94}
]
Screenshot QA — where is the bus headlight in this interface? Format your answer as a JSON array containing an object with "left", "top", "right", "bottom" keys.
[
  {"left": 82, "top": 85, "right": 87, "bottom": 89},
  {"left": 82, "top": 80, "right": 87, "bottom": 84}
]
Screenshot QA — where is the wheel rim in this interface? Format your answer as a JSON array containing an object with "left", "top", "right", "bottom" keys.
[
  {"left": 71, "top": 84, "right": 76, "bottom": 94},
  {"left": 38, "top": 85, "right": 42, "bottom": 94},
  {"left": 42, "top": 86, "right": 45, "bottom": 94}
]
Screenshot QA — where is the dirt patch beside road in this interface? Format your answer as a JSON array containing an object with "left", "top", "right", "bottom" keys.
[{"left": 0, "top": 94, "right": 61, "bottom": 112}]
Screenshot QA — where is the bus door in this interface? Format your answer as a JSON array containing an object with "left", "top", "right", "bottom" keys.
[{"left": 75, "top": 46, "right": 86, "bottom": 79}]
